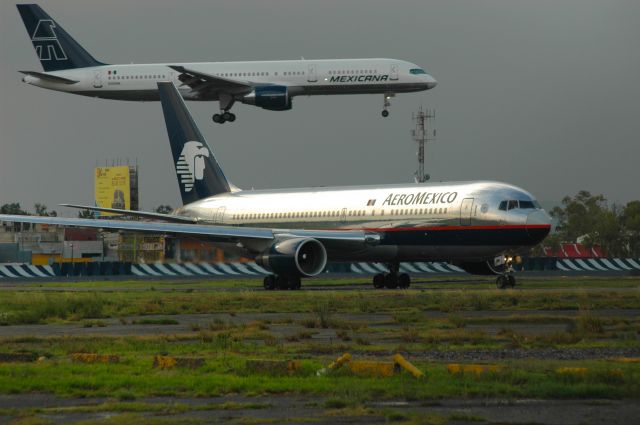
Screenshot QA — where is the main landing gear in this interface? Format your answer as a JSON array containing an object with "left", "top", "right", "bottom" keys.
[
  {"left": 212, "top": 93, "right": 236, "bottom": 124},
  {"left": 212, "top": 111, "right": 236, "bottom": 124},
  {"left": 381, "top": 93, "right": 395, "bottom": 117},
  {"left": 372, "top": 263, "right": 410, "bottom": 289},
  {"left": 263, "top": 275, "right": 302, "bottom": 291}
]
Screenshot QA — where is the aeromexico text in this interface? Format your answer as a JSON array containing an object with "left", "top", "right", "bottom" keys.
[{"left": 382, "top": 191, "right": 458, "bottom": 206}]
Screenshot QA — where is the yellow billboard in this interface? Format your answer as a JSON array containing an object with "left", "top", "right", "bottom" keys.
[{"left": 95, "top": 166, "right": 130, "bottom": 216}]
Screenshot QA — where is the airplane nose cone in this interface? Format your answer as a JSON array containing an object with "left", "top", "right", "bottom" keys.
[
  {"left": 526, "top": 210, "right": 552, "bottom": 242},
  {"left": 425, "top": 76, "right": 437, "bottom": 90}
]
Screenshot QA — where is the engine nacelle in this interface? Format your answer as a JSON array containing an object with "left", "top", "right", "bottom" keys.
[
  {"left": 256, "top": 237, "right": 327, "bottom": 277},
  {"left": 240, "top": 85, "right": 292, "bottom": 111}
]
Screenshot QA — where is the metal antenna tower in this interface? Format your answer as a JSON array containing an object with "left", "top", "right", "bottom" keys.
[{"left": 411, "top": 106, "right": 436, "bottom": 183}]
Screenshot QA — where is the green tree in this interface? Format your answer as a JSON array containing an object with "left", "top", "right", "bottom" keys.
[
  {"left": 34, "top": 203, "right": 56, "bottom": 216},
  {"left": 0, "top": 203, "right": 28, "bottom": 215},
  {"left": 78, "top": 209, "right": 96, "bottom": 219},
  {"left": 622, "top": 201, "right": 640, "bottom": 257},
  {"left": 550, "top": 191, "right": 625, "bottom": 256},
  {"left": 154, "top": 205, "right": 173, "bottom": 214}
]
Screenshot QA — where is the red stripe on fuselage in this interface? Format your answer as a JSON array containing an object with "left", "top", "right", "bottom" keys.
[{"left": 343, "top": 224, "right": 551, "bottom": 233}]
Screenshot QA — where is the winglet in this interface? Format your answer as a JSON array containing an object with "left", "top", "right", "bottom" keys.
[{"left": 157, "top": 82, "right": 236, "bottom": 205}]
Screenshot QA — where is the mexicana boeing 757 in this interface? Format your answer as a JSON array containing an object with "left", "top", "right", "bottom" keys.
[
  {"left": 0, "top": 82, "right": 551, "bottom": 290},
  {"left": 16, "top": 4, "right": 437, "bottom": 124}
]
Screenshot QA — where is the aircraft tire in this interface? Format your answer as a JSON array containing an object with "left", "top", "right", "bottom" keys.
[
  {"left": 222, "top": 112, "right": 233, "bottom": 121},
  {"left": 381, "top": 110, "right": 389, "bottom": 117},
  {"left": 276, "top": 275, "right": 290, "bottom": 290},
  {"left": 496, "top": 275, "right": 508, "bottom": 289},
  {"left": 384, "top": 273, "right": 399, "bottom": 289},
  {"left": 212, "top": 113, "right": 222, "bottom": 123},
  {"left": 263, "top": 275, "right": 276, "bottom": 290},
  {"left": 227, "top": 113, "right": 236, "bottom": 122},
  {"left": 398, "top": 273, "right": 411, "bottom": 289},
  {"left": 373, "top": 273, "right": 385, "bottom": 289},
  {"left": 289, "top": 276, "right": 302, "bottom": 290}
]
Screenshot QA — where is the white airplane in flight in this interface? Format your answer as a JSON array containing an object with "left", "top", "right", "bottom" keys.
[
  {"left": 17, "top": 4, "right": 437, "bottom": 124},
  {"left": 0, "top": 82, "right": 552, "bottom": 290}
]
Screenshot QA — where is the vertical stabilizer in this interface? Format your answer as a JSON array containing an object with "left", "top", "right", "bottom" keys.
[
  {"left": 157, "top": 82, "right": 235, "bottom": 205},
  {"left": 16, "top": 4, "right": 106, "bottom": 72}
]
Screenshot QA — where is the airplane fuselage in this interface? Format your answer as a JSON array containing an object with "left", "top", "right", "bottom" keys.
[
  {"left": 174, "top": 180, "right": 551, "bottom": 263},
  {"left": 22, "top": 58, "right": 436, "bottom": 102}
]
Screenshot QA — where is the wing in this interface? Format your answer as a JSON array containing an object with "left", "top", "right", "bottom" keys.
[
  {"left": 0, "top": 214, "right": 371, "bottom": 250},
  {"left": 169, "top": 65, "right": 254, "bottom": 96},
  {"left": 60, "top": 204, "right": 197, "bottom": 224}
]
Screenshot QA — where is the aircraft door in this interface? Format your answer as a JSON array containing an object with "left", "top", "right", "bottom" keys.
[
  {"left": 213, "top": 207, "right": 226, "bottom": 224},
  {"left": 92, "top": 70, "right": 103, "bottom": 88},
  {"left": 459, "top": 198, "right": 474, "bottom": 226},
  {"left": 307, "top": 64, "right": 317, "bottom": 82},
  {"left": 390, "top": 64, "right": 399, "bottom": 80}
]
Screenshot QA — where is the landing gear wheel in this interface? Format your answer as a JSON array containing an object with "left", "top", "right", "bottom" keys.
[
  {"left": 373, "top": 273, "right": 385, "bottom": 289},
  {"left": 507, "top": 275, "right": 516, "bottom": 288},
  {"left": 275, "top": 275, "right": 290, "bottom": 290},
  {"left": 263, "top": 275, "right": 275, "bottom": 291},
  {"left": 222, "top": 111, "right": 233, "bottom": 121},
  {"left": 381, "top": 110, "right": 389, "bottom": 117},
  {"left": 384, "top": 273, "right": 399, "bottom": 289},
  {"left": 289, "top": 276, "right": 302, "bottom": 290},
  {"left": 227, "top": 112, "right": 236, "bottom": 122},
  {"left": 496, "top": 275, "right": 508, "bottom": 289},
  {"left": 398, "top": 273, "right": 411, "bottom": 289},
  {"left": 213, "top": 113, "right": 226, "bottom": 124}
]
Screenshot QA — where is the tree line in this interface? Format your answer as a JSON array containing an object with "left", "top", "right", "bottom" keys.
[{"left": 543, "top": 191, "right": 640, "bottom": 257}]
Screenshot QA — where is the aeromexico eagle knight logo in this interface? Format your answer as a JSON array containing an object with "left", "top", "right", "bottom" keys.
[
  {"left": 31, "top": 19, "right": 67, "bottom": 61},
  {"left": 176, "top": 141, "right": 210, "bottom": 193}
]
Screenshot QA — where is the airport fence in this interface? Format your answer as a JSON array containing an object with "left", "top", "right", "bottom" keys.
[{"left": 0, "top": 258, "right": 638, "bottom": 279}]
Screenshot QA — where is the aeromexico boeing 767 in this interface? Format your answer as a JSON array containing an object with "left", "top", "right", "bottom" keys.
[
  {"left": 0, "top": 82, "right": 551, "bottom": 290},
  {"left": 16, "top": 4, "right": 437, "bottom": 124}
]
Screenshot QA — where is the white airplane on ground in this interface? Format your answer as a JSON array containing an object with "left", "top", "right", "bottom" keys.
[
  {"left": 0, "top": 82, "right": 551, "bottom": 290},
  {"left": 17, "top": 4, "right": 437, "bottom": 124}
]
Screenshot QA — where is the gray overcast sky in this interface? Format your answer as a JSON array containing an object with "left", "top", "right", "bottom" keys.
[{"left": 1, "top": 0, "right": 639, "bottom": 216}]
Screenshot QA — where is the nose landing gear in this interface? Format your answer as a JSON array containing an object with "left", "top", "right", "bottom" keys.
[
  {"left": 381, "top": 93, "right": 395, "bottom": 117},
  {"left": 496, "top": 259, "right": 516, "bottom": 289}
]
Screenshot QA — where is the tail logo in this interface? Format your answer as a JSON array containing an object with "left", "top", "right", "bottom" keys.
[
  {"left": 31, "top": 20, "right": 67, "bottom": 61},
  {"left": 176, "top": 141, "right": 210, "bottom": 193}
]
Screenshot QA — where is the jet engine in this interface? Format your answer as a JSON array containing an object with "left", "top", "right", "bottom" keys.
[
  {"left": 240, "top": 85, "right": 292, "bottom": 111},
  {"left": 256, "top": 237, "right": 327, "bottom": 277}
]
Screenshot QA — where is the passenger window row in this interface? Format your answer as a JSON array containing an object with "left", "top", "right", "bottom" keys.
[
  {"left": 231, "top": 207, "right": 447, "bottom": 221},
  {"left": 108, "top": 74, "right": 166, "bottom": 80},
  {"left": 328, "top": 69, "right": 377, "bottom": 75}
]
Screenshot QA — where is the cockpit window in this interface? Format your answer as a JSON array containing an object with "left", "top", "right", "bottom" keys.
[
  {"left": 410, "top": 68, "right": 427, "bottom": 75},
  {"left": 499, "top": 199, "right": 541, "bottom": 211}
]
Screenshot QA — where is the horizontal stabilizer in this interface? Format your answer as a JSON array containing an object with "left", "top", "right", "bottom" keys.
[{"left": 19, "top": 70, "right": 78, "bottom": 84}]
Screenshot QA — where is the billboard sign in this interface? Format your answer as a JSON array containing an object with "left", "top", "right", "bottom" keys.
[{"left": 95, "top": 166, "right": 130, "bottom": 216}]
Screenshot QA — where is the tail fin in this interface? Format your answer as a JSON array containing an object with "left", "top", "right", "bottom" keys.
[
  {"left": 16, "top": 4, "right": 106, "bottom": 72},
  {"left": 157, "top": 82, "right": 235, "bottom": 205}
]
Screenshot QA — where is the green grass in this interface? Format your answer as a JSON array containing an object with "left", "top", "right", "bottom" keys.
[{"left": 0, "top": 276, "right": 639, "bottom": 423}]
